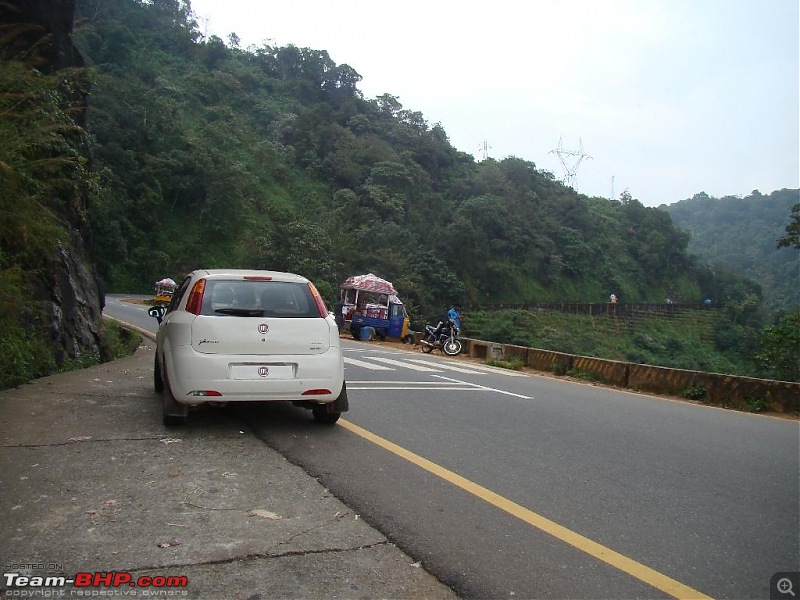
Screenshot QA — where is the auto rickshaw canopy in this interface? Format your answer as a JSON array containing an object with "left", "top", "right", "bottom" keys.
[{"left": 341, "top": 273, "right": 397, "bottom": 296}]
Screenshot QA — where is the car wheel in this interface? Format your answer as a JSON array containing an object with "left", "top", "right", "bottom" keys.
[
  {"left": 312, "top": 404, "right": 340, "bottom": 424},
  {"left": 154, "top": 354, "right": 164, "bottom": 393},
  {"left": 161, "top": 365, "right": 188, "bottom": 427}
]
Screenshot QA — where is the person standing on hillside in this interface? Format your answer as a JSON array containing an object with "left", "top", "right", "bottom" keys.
[{"left": 447, "top": 304, "right": 462, "bottom": 330}]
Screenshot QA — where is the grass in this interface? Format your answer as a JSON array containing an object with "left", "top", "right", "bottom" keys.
[
  {"left": 464, "top": 308, "right": 753, "bottom": 377},
  {"left": 0, "top": 320, "right": 141, "bottom": 391},
  {"left": 104, "top": 320, "right": 143, "bottom": 360},
  {"left": 486, "top": 356, "right": 525, "bottom": 371}
]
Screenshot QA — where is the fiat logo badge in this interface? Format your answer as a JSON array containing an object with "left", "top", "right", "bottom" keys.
[
  {"left": 258, "top": 323, "right": 269, "bottom": 334},
  {"left": 258, "top": 366, "right": 269, "bottom": 377}
]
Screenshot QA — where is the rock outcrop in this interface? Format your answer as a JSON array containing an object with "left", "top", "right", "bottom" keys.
[{"left": 4, "top": 0, "right": 109, "bottom": 365}]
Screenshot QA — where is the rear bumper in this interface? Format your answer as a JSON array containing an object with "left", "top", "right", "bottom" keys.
[{"left": 166, "top": 346, "right": 345, "bottom": 406}]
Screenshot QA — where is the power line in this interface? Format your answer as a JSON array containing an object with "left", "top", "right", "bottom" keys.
[{"left": 549, "top": 136, "right": 592, "bottom": 190}]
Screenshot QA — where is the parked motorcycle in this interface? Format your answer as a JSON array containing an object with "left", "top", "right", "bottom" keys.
[{"left": 420, "top": 319, "right": 462, "bottom": 356}]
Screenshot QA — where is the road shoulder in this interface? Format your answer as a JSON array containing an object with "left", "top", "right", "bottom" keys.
[{"left": 0, "top": 338, "right": 458, "bottom": 599}]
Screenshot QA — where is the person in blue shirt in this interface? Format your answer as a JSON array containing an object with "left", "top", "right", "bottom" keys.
[{"left": 447, "top": 304, "right": 462, "bottom": 330}]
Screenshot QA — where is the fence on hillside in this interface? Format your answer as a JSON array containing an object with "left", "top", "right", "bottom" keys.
[
  {"left": 463, "top": 303, "right": 719, "bottom": 344},
  {"left": 464, "top": 302, "right": 715, "bottom": 318}
]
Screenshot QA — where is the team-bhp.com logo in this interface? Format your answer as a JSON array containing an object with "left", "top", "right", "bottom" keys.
[{"left": 4, "top": 571, "right": 188, "bottom": 594}]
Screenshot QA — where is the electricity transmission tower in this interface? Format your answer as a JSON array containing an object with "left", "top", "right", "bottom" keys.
[
  {"left": 478, "top": 140, "right": 492, "bottom": 160},
  {"left": 549, "top": 136, "right": 592, "bottom": 190}
]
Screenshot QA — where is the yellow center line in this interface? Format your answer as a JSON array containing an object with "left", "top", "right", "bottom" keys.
[{"left": 340, "top": 419, "right": 713, "bottom": 600}]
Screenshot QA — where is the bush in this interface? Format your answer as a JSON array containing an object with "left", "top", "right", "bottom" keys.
[
  {"left": 104, "top": 321, "right": 142, "bottom": 360},
  {"left": 754, "top": 312, "right": 800, "bottom": 382},
  {"left": 0, "top": 329, "right": 56, "bottom": 390},
  {"left": 486, "top": 356, "right": 524, "bottom": 371},
  {"left": 681, "top": 385, "right": 707, "bottom": 401}
]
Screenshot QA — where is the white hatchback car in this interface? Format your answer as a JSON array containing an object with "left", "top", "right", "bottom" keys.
[{"left": 148, "top": 269, "right": 347, "bottom": 426}]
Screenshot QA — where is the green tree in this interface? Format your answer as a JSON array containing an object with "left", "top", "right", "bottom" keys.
[
  {"left": 777, "top": 203, "right": 800, "bottom": 250},
  {"left": 754, "top": 312, "right": 800, "bottom": 382}
]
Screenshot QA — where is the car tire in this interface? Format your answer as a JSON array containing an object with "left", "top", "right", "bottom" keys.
[
  {"left": 312, "top": 382, "right": 346, "bottom": 424},
  {"left": 154, "top": 354, "right": 164, "bottom": 393},
  {"left": 312, "top": 404, "right": 341, "bottom": 424},
  {"left": 161, "top": 365, "right": 188, "bottom": 427}
]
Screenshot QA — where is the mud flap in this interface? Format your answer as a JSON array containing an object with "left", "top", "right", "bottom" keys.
[{"left": 330, "top": 382, "right": 349, "bottom": 413}]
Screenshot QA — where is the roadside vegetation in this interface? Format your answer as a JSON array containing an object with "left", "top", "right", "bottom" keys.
[
  {"left": 0, "top": 320, "right": 140, "bottom": 390},
  {"left": 465, "top": 308, "right": 752, "bottom": 377},
  {"left": 104, "top": 320, "right": 143, "bottom": 360}
]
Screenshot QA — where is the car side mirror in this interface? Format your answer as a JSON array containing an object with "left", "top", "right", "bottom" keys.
[{"left": 148, "top": 305, "right": 167, "bottom": 324}]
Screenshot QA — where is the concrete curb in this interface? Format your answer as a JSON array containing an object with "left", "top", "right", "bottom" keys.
[{"left": 458, "top": 337, "right": 800, "bottom": 414}]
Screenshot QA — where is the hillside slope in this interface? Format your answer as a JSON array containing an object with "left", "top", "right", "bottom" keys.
[
  {"left": 74, "top": 0, "right": 723, "bottom": 326},
  {"left": 663, "top": 189, "right": 799, "bottom": 312}
]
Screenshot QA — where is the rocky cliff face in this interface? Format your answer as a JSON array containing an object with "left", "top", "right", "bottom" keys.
[
  {"left": 6, "top": 0, "right": 84, "bottom": 70},
  {"left": 5, "top": 0, "right": 109, "bottom": 364}
]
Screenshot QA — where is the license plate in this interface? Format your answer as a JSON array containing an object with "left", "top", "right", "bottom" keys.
[{"left": 230, "top": 364, "right": 294, "bottom": 380}]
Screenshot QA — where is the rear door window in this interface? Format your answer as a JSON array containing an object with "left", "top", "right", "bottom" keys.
[{"left": 200, "top": 280, "right": 317, "bottom": 318}]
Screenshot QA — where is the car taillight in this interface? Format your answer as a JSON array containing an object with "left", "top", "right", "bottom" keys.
[
  {"left": 302, "top": 389, "right": 332, "bottom": 395},
  {"left": 244, "top": 276, "right": 273, "bottom": 281},
  {"left": 185, "top": 279, "right": 206, "bottom": 315},
  {"left": 307, "top": 282, "right": 328, "bottom": 317}
]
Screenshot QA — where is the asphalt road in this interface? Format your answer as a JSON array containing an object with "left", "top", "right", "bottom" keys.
[{"left": 105, "top": 294, "right": 800, "bottom": 599}]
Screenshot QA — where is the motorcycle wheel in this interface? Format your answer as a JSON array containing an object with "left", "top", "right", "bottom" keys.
[
  {"left": 442, "top": 338, "right": 462, "bottom": 356},
  {"left": 420, "top": 334, "right": 435, "bottom": 353}
]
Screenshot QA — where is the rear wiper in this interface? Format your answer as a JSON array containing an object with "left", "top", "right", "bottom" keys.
[{"left": 213, "top": 308, "right": 264, "bottom": 317}]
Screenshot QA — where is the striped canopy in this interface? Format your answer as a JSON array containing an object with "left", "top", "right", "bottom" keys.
[{"left": 341, "top": 273, "right": 397, "bottom": 295}]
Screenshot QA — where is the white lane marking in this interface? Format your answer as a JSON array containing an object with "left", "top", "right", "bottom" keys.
[
  {"left": 347, "top": 381, "right": 459, "bottom": 385},
  {"left": 348, "top": 386, "right": 481, "bottom": 391},
  {"left": 451, "top": 362, "right": 529, "bottom": 377},
  {"left": 345, "top": 347, "right": 528, "bottom": 377},
  {"left": 345, "top": 349, "right": 528, "bottom": 379},
  {"left": 347, "top": 380, "right": 491, "bottom": 392},
  {"left": 404, "top": 359, "right": 485, "bottom": 374},
  {"left": 365, "top": 357, "right": 442, "bottom": 372},
  {"left": 432, "top": 375, "right": 532, "bottom": 399},
  {"left": 344, "top": 357, "right": 393, "bottom": 370},
  {"left": 347, "top": 378, "right": 530, "bottom": 397}
]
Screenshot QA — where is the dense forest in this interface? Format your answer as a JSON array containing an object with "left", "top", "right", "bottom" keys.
[
  {"left": 73, "top": 0, "right": 708, "bottom": 312},
  {"left": 664, "top": 190, "right": 798, "bottom": 313},
  {"left": 1, "top": 0, "right": 798, "bottom": 388}
]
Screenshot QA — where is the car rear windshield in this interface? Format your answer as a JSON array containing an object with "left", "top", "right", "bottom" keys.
[{"left": 199, "top": 279, "right": 320, "bottom": 318}]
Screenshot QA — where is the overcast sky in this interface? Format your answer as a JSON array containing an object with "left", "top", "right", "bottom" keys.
[{"left": 188, "top": 0, "right": 799, "bottom": 207}]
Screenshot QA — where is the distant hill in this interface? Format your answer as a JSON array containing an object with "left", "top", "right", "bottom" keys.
[{"left": 663, "top": 190, "right": 799, "bottom": 312}]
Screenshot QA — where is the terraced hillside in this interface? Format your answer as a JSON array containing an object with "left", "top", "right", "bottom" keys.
[{"left": 461, "top": 306, "right": 740, "bottom": 376}]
